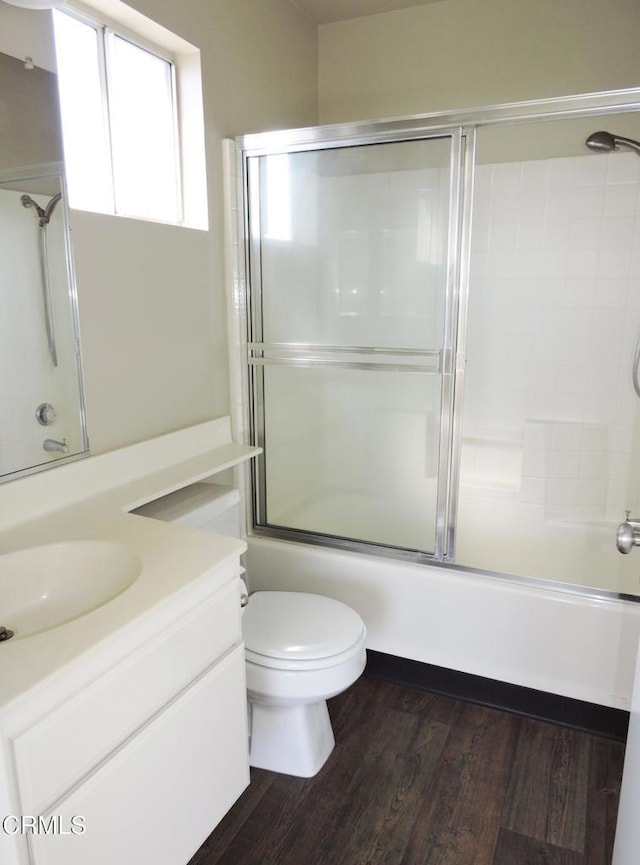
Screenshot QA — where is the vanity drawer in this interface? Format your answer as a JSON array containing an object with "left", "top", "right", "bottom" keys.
[
  {"left": 13, "top": 577, "right": 242, "bottom": 814},
  {"left": 30, "top": 645, "right": 249, "bottom": 865}
]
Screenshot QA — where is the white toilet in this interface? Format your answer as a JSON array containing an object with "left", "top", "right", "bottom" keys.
[
  {"left": 134, "top": 482, "right": 367, "bottom": 778},
  {"left": 243, "top": 589, "right": 366, "bottom": 776}
]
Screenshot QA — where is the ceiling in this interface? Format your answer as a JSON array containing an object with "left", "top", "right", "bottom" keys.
[{"left": 290, "top": 0, "right": 444, "bottom": 25}]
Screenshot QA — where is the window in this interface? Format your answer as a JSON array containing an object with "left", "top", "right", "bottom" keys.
[{"left": 53, "top": 10, "right": 181, "bottom": 223}]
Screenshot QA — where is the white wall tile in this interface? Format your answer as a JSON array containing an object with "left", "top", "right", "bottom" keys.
[
  {"left": 600, "top": 216, "right": 636, "bottom": 249},
  {"left": 604, "top": 183, "right": 638, "bottom": 217},
  {"left": 569, "top": 218, "right": 601, "bottom": 249},
  {"left": 521, "top": 159, "right": 550, "bottom": 190},
  {"left": 491, "top": 162, "right": 522, "bottom": 193},
  {"left": 566, "top": 248, "right": 599, "bottom": 278},
  {"left": 606, "top": 152, "right": 640, "bottom": 185},
  {"left": 595, "top": 278, "right": 629, "bottom": 307},
  {"left": 572, "top": 155, "right": 607, "bottom": 187},
  {"left": 463, "top": 150, "right": 640, "bottom": 565},
  {"left": 570, "top": 186, "right": 605, "bottom": 218},
  {"left": 597, "top": 248, "right": 632, "bottom": 279},
  {"left": 542, "top": 218, "right": 570, "bottom": 249}
]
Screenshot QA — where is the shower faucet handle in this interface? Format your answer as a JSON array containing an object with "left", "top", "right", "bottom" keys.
[{"left": 616, "top": 511, "right": 640, "bottom": 554}]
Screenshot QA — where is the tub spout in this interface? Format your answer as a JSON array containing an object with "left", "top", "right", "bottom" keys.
[{"left": 43, "top": 438, "right": 69, "bottom": 454}]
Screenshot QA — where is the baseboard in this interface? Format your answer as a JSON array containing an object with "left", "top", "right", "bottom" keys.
[{"left": 364, "top": 650, "right": 629, "bottom": 742}]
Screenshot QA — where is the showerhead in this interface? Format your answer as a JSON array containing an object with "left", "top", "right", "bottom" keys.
[
  {"left": 21, "top": 193, "right": 45, "bottom": 220},
  {"left": 585, "top": 131, "right": 618, "bottom": 153},
  {"left": 586, "top": 130, "right": 640, "bottom": 157},
  {"left": 20, "top": 192, "right": 62, "bottom": 226}
]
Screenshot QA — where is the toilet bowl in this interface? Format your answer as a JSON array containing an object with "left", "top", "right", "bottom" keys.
[
  {"left": 133, "top": 482, "right": 367, "bottom": 778},
  {"left": 243, "top": 590, "right": 366, "bottom": 777}
]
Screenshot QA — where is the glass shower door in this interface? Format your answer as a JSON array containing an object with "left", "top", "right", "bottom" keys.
[{"left": 246, "top": 133, "right": 461, "bottom": 557}]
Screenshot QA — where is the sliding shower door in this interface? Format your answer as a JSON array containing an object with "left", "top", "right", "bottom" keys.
[{"left": 244, "top": 132, "right": 463, "bottom": 558}]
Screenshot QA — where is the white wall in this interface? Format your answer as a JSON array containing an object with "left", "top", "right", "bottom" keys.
[
  {"left": 0, "top": 3, "right": 55, "bottom": 71},
  {"left": 71, "top": 0, "right": 318, "bottom": 454},
  {"left": 319, "top": 0, "right": 640, "bottom": 124},
  {"left": 0, "top": 35, "right": 61, "bottom": 170}
]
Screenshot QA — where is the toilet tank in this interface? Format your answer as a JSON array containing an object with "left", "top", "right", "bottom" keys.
[{"left": 133, "top": 482, "right": 241, "bottom": 537}]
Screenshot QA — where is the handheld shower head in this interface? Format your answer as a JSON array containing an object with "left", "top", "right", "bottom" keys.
[
  {"left": 20, "top": 192, "right": 62, "bottom": 226},
  {"left": 21, "top": 194, "right": 46, "bottom": 221},
  {"left": 43, "top": 192, "right": 62, "bottom": 224},
  {"left": 586, "top": 130, "right": 640, "bottom": 157}
]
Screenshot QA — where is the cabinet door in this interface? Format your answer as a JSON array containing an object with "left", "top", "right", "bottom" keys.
[
  {"left": 15, "top": 580, "right": 242, "bottom": 816},
  {"left": 29, "top": 646, "right": 249, "bottom": 865}
]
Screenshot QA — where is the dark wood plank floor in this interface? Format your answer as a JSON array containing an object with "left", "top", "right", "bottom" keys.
[{"left": 188, "top": 675, "right": 624, "bottom": 865}]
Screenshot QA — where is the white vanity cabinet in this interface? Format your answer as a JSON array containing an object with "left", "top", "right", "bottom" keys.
[
  {"left": 30, "top": 647, "right": 247, "bottom": 865},
  {"left": 0, "top": 566, "right": 249, "bottom": 865}
]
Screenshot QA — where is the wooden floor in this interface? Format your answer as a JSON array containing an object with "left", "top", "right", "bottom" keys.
[{"left": 188, "top": 675, "right": 625, "bottom": 865}]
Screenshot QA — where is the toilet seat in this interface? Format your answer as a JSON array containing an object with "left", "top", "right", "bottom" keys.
[{"left": 243, "top": 591, "right": 366, "bottom": 671}]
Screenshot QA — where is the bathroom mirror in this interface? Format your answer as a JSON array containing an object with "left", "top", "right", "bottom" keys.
[{"left": 0, "top": 2, "right": 88, "bottom": 482}]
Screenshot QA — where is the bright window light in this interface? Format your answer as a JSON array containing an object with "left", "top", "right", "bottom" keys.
[
  {"left": 109, "top": 35, "right": 179, "bottom": 221},
  {"left": 53, "top": 10, "right": 181, "bottom": 223},
  {"left": 52, "top": 12, "right": 112, "bottom": 213}
]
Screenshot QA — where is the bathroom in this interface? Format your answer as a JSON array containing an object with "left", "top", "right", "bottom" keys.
[{"left": 1, "top": 0, "right": 640, "bottom": 862}]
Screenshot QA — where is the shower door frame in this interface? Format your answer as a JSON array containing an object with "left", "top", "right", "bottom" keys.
[
  {"left": 239, "top": 125, "right": 472, "bottom": 563},
  {"left": 234, "top": 86, "right": 640, "bottom": 568}
]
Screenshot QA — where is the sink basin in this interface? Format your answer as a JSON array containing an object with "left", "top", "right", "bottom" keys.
[{"left": 0, "top": 540, "right": 141, "bottom": 640}]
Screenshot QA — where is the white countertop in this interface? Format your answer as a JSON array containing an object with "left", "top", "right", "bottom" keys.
[{"left": 0, "top": 417, "right": 260, "bottom": 715}]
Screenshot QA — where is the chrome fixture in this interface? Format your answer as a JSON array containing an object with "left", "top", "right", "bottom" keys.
[
  {"left": 0, "top": 627, "right": 14, "bottom": 642},
  {"left": 35, "top": 402, "right": 57, "bottom": 426},
  {"left": 616, "top": 511, "right": 640, "bottom": 554},
  {"left": 43, "top": 438, "right": 69, "bottom": 454},
  {"left": 21, "top": 193, "right": 62, "bottom": 227},
  {"left": 21, "top": 192, "right": 63, "bottom": 367},
  {"left": 633, "top": 342, "right": 640, "bottom": 400},
  {"left": 585, "top": 130, "right": 640, "bottom": 157}
]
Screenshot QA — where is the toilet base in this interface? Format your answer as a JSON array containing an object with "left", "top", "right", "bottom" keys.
[{"left": 248, "top": 699, "right": 335, "bottom": 778}]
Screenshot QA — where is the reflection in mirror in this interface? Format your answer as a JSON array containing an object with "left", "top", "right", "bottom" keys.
[
  {"left": 0, "top": 169, "right": 88, "bottom": 480},
  {"left": 0, "top": 2, "right": 88, "bottom": 482}
]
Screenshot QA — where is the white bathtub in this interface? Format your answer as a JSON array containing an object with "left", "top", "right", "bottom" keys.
[{"left": 246, "top": 535, "right": 640, "bottom": 711}]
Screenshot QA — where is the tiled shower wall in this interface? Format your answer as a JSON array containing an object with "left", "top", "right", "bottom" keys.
[
  {"left": 227, "top": 138, "right": 640, "bottom": 590},
  {"left": 458, "top": 150, "right": 640, "bottom": 589}
]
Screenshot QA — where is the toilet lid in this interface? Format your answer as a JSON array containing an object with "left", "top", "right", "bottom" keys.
[{"left": 243, "top": 591, "right": 366, "bottom": 662}]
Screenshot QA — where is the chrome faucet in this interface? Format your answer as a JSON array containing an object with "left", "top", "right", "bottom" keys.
[{"left": 43, "top": 438, "right": 69, "bottom": 454}]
